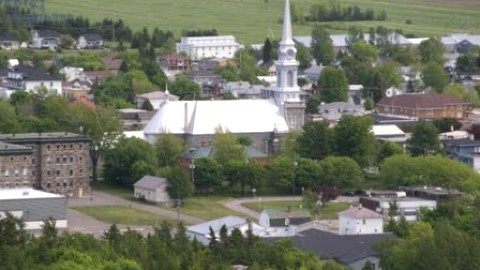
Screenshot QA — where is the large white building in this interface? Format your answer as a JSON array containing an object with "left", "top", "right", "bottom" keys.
[
  {"left": 176, "top": 35, "right": 241, "bottom": 60},
  {"left": 144, "top": 0, "right": 305, "bottom": 150},
  {"left": 3, "top": 64, "right": 62, "bottom": 96}
]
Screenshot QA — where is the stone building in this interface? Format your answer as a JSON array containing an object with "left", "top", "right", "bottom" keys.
[{"left": 0, "top": 133, "right": 91, "bottom": 197}]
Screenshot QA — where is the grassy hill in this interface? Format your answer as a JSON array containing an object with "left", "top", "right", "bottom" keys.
[{"left": 44, "top": 0, "right": 480, "bottom": 44}]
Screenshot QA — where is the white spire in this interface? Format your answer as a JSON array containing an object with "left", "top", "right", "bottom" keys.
[
  {"left": 280, "top": 0, "right": 295, "bottom": 46},
  {"left": 164, "top": 83, "right": 170, "bottom": 104}
]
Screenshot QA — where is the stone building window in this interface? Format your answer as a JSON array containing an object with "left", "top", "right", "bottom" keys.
[
  {"left": 56, "top": 170, "right": 60, "bottom": 177},
  {"left": 69, "top": 169, "right": 74, "bottom": 177},
  {"left": 47, "top": 145, "right": 51, "bottom": 151},
  {"left": 79, "top": 156, "right": 83, "bottom": 163},
  {"left": 69, "top": 182, "right": 73, "bottom": 187},
  {"left": 63, "top": 182, "right": 67, "bottom": 188},
  {"left": 46, "top": 157, "right": 51, "bottom": 165},
  {"left": 57, "top": 144, "right": 60, "bottom": 149},
  {"left": 32, "top": 158, "right": 35, "bottom": 165},
  {"left": 47, "top": 170, "right": 51, "bottom": 176},
  {"left": 4, "top": 170, "right": 9, "bottom": 177},
  {"left": 70, "top": 144, "right": 73, "bottom": 149},
  {"left": 70, "top": 156, "right": 74, "bottom": 164},
  {"left": 79, "top": 169, "right": 83, "bottom": 176},
  {"left": 14, "top": 169, "right": 18, "bottom": 177},
  {"left": 32, "top": 170, "right": 35, "bottom": 176},
  {"left": 79, "top": 143, "right": 83, "bottom": 149},
  {"left": 56, "top": 157, "right": 60, "bottom": 164},
  {"left": 63, "top": 156, "right": 67, "bottom": 163}
]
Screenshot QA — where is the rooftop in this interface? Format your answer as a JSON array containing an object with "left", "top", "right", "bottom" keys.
[
  {"left": 263, "top": 208, "right": 311, "bottom": 219},
  {"left": 187, "top": 215, "right": 248, "bottom": 235},
  {"left": 0, "top": 132, "right": 90, "bottom": 143},
  {"left": 7, "top": 65, "right": 59, "bottom": 81},
  {"left": 0, "top": 188, "right": 63, "bottom": 200},
  {"left": 338, "top": 206, "right": 384, "bottom": 219},
  {"left": 181, "top": 146, "right": 267, "bottom": 160},
  {"left": 377, "top": 93, "right": 467, "bottom": 109},
  {"left": 371, "top": 124, "right": 406, "bottom": 137},
  {"left": 134, "top": 175, "right": 167, "bottom": 190},
  {"left": 0, "top": 142, "right": 32, "bottom": 155}
]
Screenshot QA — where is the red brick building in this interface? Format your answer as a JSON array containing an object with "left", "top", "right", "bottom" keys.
[
  {"left": 159, "top": 53, "right": 190, "bottom": 72},
  {"left": 376, "top": 93, "right": 470, "bottom": 120}
]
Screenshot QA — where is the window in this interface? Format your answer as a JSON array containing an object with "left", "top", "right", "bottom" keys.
[
  {"left": 47, "top": 170, "right": 51, "bottom": 176},
  {"left": 79, "top": 169, "right": 83, "bottom": 176},
  {"left": 46, "top": 156, "right": 51, "bottom": 165},
  {"left": 47, "top": 145, "right": 51, "bottom": 150},
  {"left": 63, "top": 156, "right": 67, "bottom": 163},
  {"left": 47, "top": 183, "right": 51, "bottom": 188},
  {"left": 70, "top": 144, "right": 73, "bottom": 149},
  {"left": 362, "top": 219, "right": 366, "bottom": 225},
  {"left": 4, "top": 170, "right": 9, "bottom": 177},
  {"left": 32, "top": 170, "right": 35, "bottom": 176},
  {"left": 56, "top": 170, "right": 60, "bottom": 177},
  {"left": 69, "top": 169, "right": 74, "bottom": 177},
  {"left": 79, "top": 156, "right": 83, "bottom": 163},
  {"left": 32, "top": 158, "right": 35, "bottom": 165},
  {"left": 79, "top": 144, "right": 83, "bottom": 149},
  {"left": 63, "top": 182, "right": 67, "bottom": 188},
  {"left": 287, "top": 71, "right": 294, "bottom": 87},
  {"left": 70, "top": 157, "right": 74, "bottom": 164},
  {"left": 56, "top": 157, "right": 60, "bottom": 164},
  {"left": 69, "top": 182, "right": 73, "bottom": 188},
  {"left": 57, "top": 144, "right": 60, "bottom": 149}
]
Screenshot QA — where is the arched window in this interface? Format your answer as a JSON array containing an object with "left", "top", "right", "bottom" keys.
[{"left": 287, "top": 71, "right": 294, "bottom": 87}]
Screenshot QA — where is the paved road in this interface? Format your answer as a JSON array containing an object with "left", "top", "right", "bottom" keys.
[{"left": 67, "top": 190, "right": 205, "bottom": 236}]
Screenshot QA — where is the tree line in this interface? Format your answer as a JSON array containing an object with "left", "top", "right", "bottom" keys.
[
  {"left": 305, "top": 3, "right": 386, "bottom": 22},
  {"left": 0, "top": 214, "right": 344, "bottom": 270}
]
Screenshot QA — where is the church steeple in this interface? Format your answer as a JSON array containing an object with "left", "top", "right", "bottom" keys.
[{"left": 280, "top": 0, "right": 294, "bottom": 46}]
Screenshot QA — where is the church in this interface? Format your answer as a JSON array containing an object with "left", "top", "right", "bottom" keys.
[{"left": 143, "top": 0, "right": 305, "bottom": 153}]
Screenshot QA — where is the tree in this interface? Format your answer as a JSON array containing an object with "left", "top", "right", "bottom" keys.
[
  {"left": 296, "top": 121, "right": 332, "bottom": 160},
  {"left": 432, "top": 117, "right": 463, "bottom": 133},
  {"left": 349, "top": 40, "right": 377, "bottom": 63},
  {"left": 318, "top": 67, "right": 349, "bottom": 103},
  {"left": 318, "top": 156, "right": 364, "bottom": 191},
  {"left": 0, "top": 101, "right": 21, "bottom": 133},
  {"left": 377, "top": 141, "right": 404, "bottom": 162},
  {"left": 262, "top": 38, "right": 274, "bottom": 64},
  {"left": 418, "top": 37, "right": 444, "bottom": 65},
  {"left": 193, "top": 158, "right": 222, "bottom": 193},
  {"left": 212, "top": 130, "right": 246, "bottom": 164},
  {"left": 103, "top": 137, "right": 157, "bottom": 186},
  {"left": 364, "top": 97, "right": 375, "bottom": 110},
  {"left": 407, "top": 121, "right": 441, "bottom": 156},
  {"left": 169, "top": 75, "right": 201, "bottom": 100},
  {"left": 362, "top": 260, "right": 375, "bottom": 270},
  {"left": 305, "top": 94, "right": 321, "bottom": 114},
  {"left": 71, "top": 104, "right": 122, "bottom": 181},
  {"left": 294, "top": 157, "right": 322, "bottom": 191},
  {"left": 334, "top": 115, "right": 377, "bottom": 167},
  {"left": 296, "top": 44, "right": 313, "bottom": 71},
  {"left": 154, "top": 133, "right": 185, "bottom": 167},
  {"left": 422, "top": 62, "right": 450, "bottom": 92},
  {"left": 166, "top": 166, "right": 194, "bottom": 199},
  {"left": 444, "top": 83, "right": 480, "bottom": 107},
  {"left": 268, "top": 155, "right": 296, "bottom": 191},
  {"left": 310, "top": 25, "right": 334, "bottom": 65}
]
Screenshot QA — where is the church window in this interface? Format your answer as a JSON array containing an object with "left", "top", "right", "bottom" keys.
[{"left": 287, "top": 71, "right": 294, "bottom": 87}]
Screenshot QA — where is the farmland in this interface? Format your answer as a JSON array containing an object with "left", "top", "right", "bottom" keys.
[{"left": 44, "top": 0, "right": 480, "bottom": 44}]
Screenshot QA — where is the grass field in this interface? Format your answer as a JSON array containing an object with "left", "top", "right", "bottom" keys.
[
  {"left": 162, "top": 196, "right": 251, "bottom": 220},
  {"left": 90, "top": 181, "right": 134, "bottom": 200},
  {"left": 73, "top": 205, "right": 176, "bottom": 226},
  {"left": 242, "top": 200, "right": 350, "bottom": 219},
  {"left": 44, "top": 0, "right": 480, "bottom": 44}
]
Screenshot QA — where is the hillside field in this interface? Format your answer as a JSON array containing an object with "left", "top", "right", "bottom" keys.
[{"left": 44, "top": 0, "right": 480, "bottom": 44}]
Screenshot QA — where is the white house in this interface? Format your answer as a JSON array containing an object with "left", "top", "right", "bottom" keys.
[
  {"left": 133, "top": 175, "right": 170, "bottom": 204},
  {"left": 176, "top": 35, "right": 242, "bottom": 60},
  {"left": 31, "top": 30, "right": 60, "bottom": 50},
  {"left": 4, "top": 64, "right": 62, "bottom": 96},
  {"left": 0, "top": 188, "right": 67, "bottom": 230},
  {"left": 338, "top": 206, "right": 384, "bottom": 235},
  {"left": 371, "top": 124, "right": 407, "bottom": 144},
  {"left": 186, "top": 216, "right": 266, "bottom": 245},
  {"left": 77, "top": 34, "right": 103, "bottom": 49},
  {"left": 258, "top": 208, "right": 311, "bottom": 236}
]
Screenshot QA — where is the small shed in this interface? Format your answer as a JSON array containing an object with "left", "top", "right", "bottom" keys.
[
  {"left": 133, "top": 175, "right": 170, "bottom": 204},
  {"left": 186, "top": 215, "right": 251, "bottom": 245},
  {"left": 259, "top": 208, "right": 311, "bottom": 228}
]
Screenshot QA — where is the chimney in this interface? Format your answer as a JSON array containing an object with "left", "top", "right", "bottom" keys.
[{"left": 184, "top": 102, "right": 188, "bottom": 132}]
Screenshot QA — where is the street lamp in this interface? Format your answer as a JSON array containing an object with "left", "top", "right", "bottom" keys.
[
  {"left": 293, "top": 160, "right": 298, "bottom": 195},
  {"left": 189, "top": 159, "right": 196, "bottom": 185},
  {"left": 252, "top": 188, "right": 256, "bottom": 199}
]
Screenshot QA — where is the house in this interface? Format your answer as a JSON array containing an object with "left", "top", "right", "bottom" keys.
[
  {"left": 401, "top": 186, "right": 465, "bottom": 201},
  {"left": 441, "top": 34, "right": 480, "bottom": 54},
  {"left": 267, "top": 228, "right": 396, "bottom": 270},
  {"left": 0, "top": 133, "right": 91, "bottom": 197},
  {"left": 176, "top": 36, "right": 242, "bottom": 60},
  {"left": 117, "top": 108, "right": 156, "bottom": 130},
  {"left": 338, "top": 206, "right": 384, "bottom": 235},
  {"left": 384, "top": 86, "right": 404, "bottom": 98},
  {"left": 3, "top": 64, "right": 62, "bottom": 96},
  {"left": 359, "top": 196, "right": 437, "bottom": 221},
  {"left": 0, "top": 34, "right": 20, "bottom": 50},
  {"left": 317, "top": 102, "right": 365, "bottom": 123},
  {"left": 443, "top": 138, "right": 480, "bottom": 172},
  {"left": 186, "top": 216, "right": 267, "bottom": 245},
  {"left": 0, "top": 188, "right": 67, "bottom": 230},
  {"left": 259, "top": 208, "right": 311, "bottom": 236},
  {"left": 376, "top": 93, "right": 470, "bottom": 120},
  {"left": 158, "top": 53, "right": 190, "bottom": 72},
  {"left": 77, "top": 34, "right": 103, "bottom": 49},
  {"left": 348, "top": 84, "right": 364, "bottom": 105},
  {"left": 371, "top": 124, "right": 407, "bottom": 145},
  {"left": 31, "top": 30, "right": 60, "bottom": 50},
  {"left": 84, "top": 70, "right": 113, "bottom": 82},
  {"left": 133, "top": 175, "right": 170, "bottom": 204},
  {"left": 102, "top": 55, "right": 122, "bottom": 74},
  {"left": 136, "top": 91, "right": 180, "bottom": 110}
]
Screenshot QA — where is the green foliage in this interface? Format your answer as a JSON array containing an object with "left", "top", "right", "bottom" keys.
[
  {"left": 377, "top": 141, "right": 404, "bottom": 162},
  {"left": 364, "top": 97, "right": 375, "bottom": 110},
  {"left": 268, "top": 155, "right": 296, "bottom": 192},
  {"left": 379, "top": 155, "right": 480, "bottom": 191},
  {"left": 311, "top": 25, "right": 335, "bottom": 65},
  {"left": 418, "top": 37, "right": 445, "bottom": 65},
  {"left": 193, "top": 158, "right": 222, "bottom": 193},
  {"left": 318, "top": 156, "right": 364, "bottom": 191},
  {"left": 169, "top": 75, "right": 201, "bottom": 100},
  {"left": 297, "top": 121, "right": 332, "bottom": 160},
  {"left": 305, "top": 94, "right": 321, "bottom": 114},
  {"left": 60, "top": 52, "right": 107, "bottom": 71},
  {"left": 103, "top": 137, "right": 157, "bottom": 186},
  {"left": 334, "top": 115, "right": 377, "bottom": 167},
  {"left": 154, "top": 134, "right": 185, "bottom": 168},
  {"left": 319, "top": 67, "right": 349, "bottom": 103},
  {"left": 444, "top": 83, "right": 480, "bottom": 107},
  {"left": 92, "top": 75, "right": 136, "bottom": 107},
  {"left": 166, "top": 166, "right": 194, "bottom": 199},
  {"left": 432, "top": 117, "right": 463, "bottom": 133},
  {"left": 237, "top": 135, "right": 253, "bottom": 146},
  {"left": 407, "top": 121, "right": 441, "bottom": 156},
  {"left": 422, "top": 62, "right": 449, "bottom": 92},
  {"left": 212, "top": 131, "right": 246, "bottom": 163},
  {"left": 349, "top": 40, "right": 378, "bottom": 63},
  {"left": 295, "top": 44, "right": 313, "bottom": 70}
]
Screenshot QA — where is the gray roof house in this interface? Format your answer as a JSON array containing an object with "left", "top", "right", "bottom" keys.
[
  {"left": 31, "top": 30, "right": 60, "bottom": 50},
  {"left": 133, "top": 175, "right": 170, "bottom": 204},
  {"left": 268, "top": 228, "right": 396, "bottom": 270},
  {"left": 77, "top": 34, "right": 103, "bottom": 49}
]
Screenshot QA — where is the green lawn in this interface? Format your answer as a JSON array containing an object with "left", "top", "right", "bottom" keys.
[
  {"left": 163, "top": 196, "right": 252, "bottom": 221},
  {"left": 73, "top": 205, "right": 175, "bottom": 226},
  {"left": 45, "top": 0, "right": 480, "bottom": 44},
  {"left": 242, "top": 200, "right": 351, "bottom": 220},
  {"left": 90, "top": 181, "right": 134, "bottom": 200}
]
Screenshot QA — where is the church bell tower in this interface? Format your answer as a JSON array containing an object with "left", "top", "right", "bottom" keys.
[{"left": 274, "top": 0, "right": 305, "bottom": 130}]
